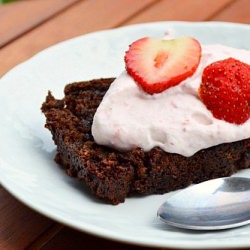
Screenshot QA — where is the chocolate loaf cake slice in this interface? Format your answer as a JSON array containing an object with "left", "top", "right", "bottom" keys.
[{"left": 41, "top": 78, "right": 250, "bottom": 204}]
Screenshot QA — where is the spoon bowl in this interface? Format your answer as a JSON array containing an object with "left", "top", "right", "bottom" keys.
[{"left": 157, "top": 177, "right": 250, "bottom": 230}]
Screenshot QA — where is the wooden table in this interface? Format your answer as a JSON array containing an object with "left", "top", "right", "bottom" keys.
[{"left": 0, "top": 0, "right": 249, "bottom": 249}]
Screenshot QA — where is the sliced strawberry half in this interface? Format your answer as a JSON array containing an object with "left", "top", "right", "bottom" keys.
[{"left": 125, "top": 37, "right": 201, "bottom": 94}]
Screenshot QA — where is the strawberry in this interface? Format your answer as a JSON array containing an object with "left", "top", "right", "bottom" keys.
[
  {"left": 199, "top": 57, "right": 250, "bottom": 125},
  {"left": 124, "top": 37, "right": 201, "bottom": 94}
]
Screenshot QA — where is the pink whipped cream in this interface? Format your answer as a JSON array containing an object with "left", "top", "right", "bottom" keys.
[{"left": 92, "top": 44, "right": 250, "bottom": 157}]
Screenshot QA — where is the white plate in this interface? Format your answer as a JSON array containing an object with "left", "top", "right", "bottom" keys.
[{"left": 1, "top": 21, "right": 250, "bottom": 249}]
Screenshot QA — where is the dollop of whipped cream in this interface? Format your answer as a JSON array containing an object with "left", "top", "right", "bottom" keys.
[{"left": 92, "top": 44, "right": 250, "bottom": 157}]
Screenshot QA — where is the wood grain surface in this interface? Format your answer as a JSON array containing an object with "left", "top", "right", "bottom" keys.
[{"left": 0, "top": 0, "right": 249, "bottom": 249}]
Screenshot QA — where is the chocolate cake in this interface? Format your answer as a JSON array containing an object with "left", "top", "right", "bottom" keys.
[{"left": 41, "top": 78, "right": 250, "bottom": 205}]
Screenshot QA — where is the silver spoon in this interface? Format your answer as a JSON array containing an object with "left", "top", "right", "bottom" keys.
[{"left": 157, "top": 177, "right": 250, "bottom": 230}]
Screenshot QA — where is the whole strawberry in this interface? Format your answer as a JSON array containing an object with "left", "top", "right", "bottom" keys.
[{"left": 199, "top": 57, "right": 250, "bottom": 125}]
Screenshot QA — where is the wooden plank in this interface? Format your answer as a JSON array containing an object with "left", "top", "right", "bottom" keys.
[
  {"left": 38, "top": 227, "right": 146, "bottom": 250},
  {"left": 211, "top": 0, "right": 250, "bottom": 23},
  {"left": 0, "top": 186, "right": 54, "bottom": 250},
  {"left": 0, "top": 0, "right": 79, "bottom": 48},
  {"left": 0, "top": 0, "right": 156, "bottom": 77},
  {"left": 27, "top": 224, "right": 64, "bottom": 250},
  {"left": 124, "top": 0, "right": 235, "bottom": 24}
]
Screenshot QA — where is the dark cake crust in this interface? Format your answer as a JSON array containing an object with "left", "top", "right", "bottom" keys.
[{"left": 41, "top": 78, "right": 250, "bottom": 204}]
